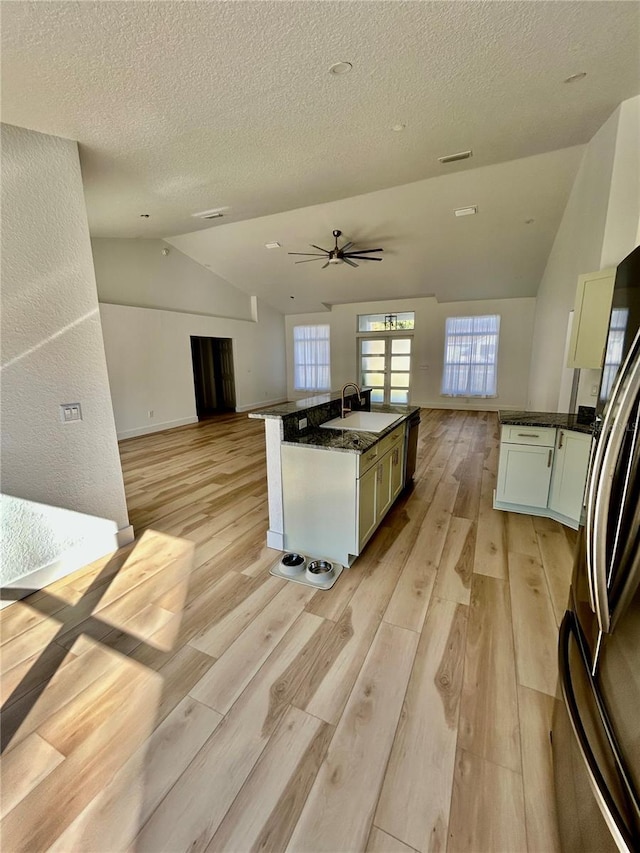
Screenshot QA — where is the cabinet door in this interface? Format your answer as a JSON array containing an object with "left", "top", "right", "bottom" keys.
[
  {"left": 549, "top": 430, "right": 592, "bottom": 523},
  {"left": 567, "top": 269, "right": 616, "bottom": 369},
  {"left": 376, "top": 452, "right": 393, "bottom": 519},
  {"left": 496, "top": 444, "right": 553, "bottom": 508},
  {"left": 390, "top": 444, "right": 404, "bottom": 500},
  {"left": 358, "top": 465, "right": 378, "bottom": 550}
]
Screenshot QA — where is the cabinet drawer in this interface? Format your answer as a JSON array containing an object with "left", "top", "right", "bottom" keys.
[
  {"left": 357, "top": 444, "right": 380, "bottom": 476},
  {"left": 501, "top": 425, "right": 556, "bottom": 447},
  {"left": 377, "top": 423, "right": 405, "bottom": 458}
]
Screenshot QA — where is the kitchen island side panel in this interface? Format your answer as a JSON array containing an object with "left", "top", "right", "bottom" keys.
[{"left": 281, "top": 444, "right": 358, "bottom": 564}]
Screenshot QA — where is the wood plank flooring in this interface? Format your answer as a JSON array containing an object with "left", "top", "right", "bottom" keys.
[{"left": 0, "top": 409, "right": 574, "bottom": 852}]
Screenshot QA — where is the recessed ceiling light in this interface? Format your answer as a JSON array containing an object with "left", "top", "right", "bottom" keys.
[
  {"left": 391, "top": 123, "right": 406, "bottom": 132},
  {"left": 265, "top": 242, "right": 281, "bottom": 249},
  {"left": 329, "top": 61, "right": 353, "bottom": 75},
  {"left": 454, "top": 206, "right": 478, "bottom": 217},
  {"left": 564, "top": 72, "right": 587, "bottom": 83},
  {"left": 439, "top": 150, "right": 473, "bottom": 164}
]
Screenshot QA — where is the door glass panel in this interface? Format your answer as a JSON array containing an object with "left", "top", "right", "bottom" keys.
[
  {"left": 362, "top": 356, "right": 385, "bottom": 372},
  {"left": 392, "top": 339, "right": 411, "bottom": 354},
  {"left": 391, "top": 355, "right": 411, "bottom": 371},
  {"left": 392, "top": 373, "right": 410, "bottom": 388},
  {"left": 363, "top": 372, "right": 385, "bottom": 388},
  {"left": 361, "top": 340, "right": 385, "bottom": 354},
  {"left": 390, "top": 390, "right": 409, "bottom": 404}
]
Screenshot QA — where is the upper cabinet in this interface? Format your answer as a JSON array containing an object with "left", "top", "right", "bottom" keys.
[{"left": 567, "top": 268, "right": 616, "bottom": 369}]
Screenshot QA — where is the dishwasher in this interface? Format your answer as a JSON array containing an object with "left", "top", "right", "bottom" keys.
[{"left": 403, "top": 410, "right": 421, "bottom": 486}]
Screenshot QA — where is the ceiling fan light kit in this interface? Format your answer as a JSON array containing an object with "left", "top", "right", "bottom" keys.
[{"left": 288, "top": 229, "right": 383, "bottom": 269}]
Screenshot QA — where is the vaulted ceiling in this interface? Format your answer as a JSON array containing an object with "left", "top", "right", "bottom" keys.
[{"left": 3, "top": 1, "right": 639, "bottom": 312}]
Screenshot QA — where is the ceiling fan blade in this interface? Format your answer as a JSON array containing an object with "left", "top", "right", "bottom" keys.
[
  {"left": 288, "top": 252, "right": 327, "bottom": 257},
  {"left": 310, "top": 244, "right": 331, "bottom": 253},
  {"left": 294, "top": 257, "right": 326, "bottom": 264},
  {"left": 344, "top": 248, "right": 384, "bottom": 255},
  {"left": 343, "top": 258, "right": 359, "bottom": 268},
  {"left": 340, "top": 241, "right": 354, "bottom": 252},
  {"left": 346, "top": 255, "right": 383, "bottom": 261}
]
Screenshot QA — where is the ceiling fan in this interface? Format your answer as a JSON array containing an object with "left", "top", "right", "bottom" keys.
[{"left": 288, "top": 229, "right": 383, "bottom": 268}]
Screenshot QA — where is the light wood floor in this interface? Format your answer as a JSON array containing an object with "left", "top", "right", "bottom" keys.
[{"left": 0, "top": 409, "right": 577, "bottom": 852}]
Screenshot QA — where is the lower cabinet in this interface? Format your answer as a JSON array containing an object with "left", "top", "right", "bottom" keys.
[
  {"left": 496, "top": 443, "right": 554, "bottom": 508},
  {"left": 548, "top": 430, "right": 592, "bottom": 524},
  {"left": 281, "top": 426, "right": 406, "bottom": 565},
  {"left": 494, "top": 425, "right": 592, "bottom": 529},
  {"left": 358, "top": 464, "right": 378, "bottom": 551}
]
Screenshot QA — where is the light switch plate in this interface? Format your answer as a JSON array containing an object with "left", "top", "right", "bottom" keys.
[{"left": 60, "top": 402, "right": 82, "bottom": 422}]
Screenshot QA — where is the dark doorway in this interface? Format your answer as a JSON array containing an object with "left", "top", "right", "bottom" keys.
[{"left": 190, "top": 336, "right": 237, "bottom": 418}]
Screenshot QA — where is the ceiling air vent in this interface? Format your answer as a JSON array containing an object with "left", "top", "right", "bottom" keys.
[
  {"left": 438, "top": 150, "right": 472, "bottom": 164},
  {"left": 191, "top": 207, "right": 229, "bottom": 220}
]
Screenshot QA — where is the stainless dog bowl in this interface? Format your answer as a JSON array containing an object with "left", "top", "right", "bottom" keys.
[
  {"left": 280, "top": 553, "right": 306, "bottom": 576},
  {"left": 305, "top": 559, "right": 334, "bottom": 583}
]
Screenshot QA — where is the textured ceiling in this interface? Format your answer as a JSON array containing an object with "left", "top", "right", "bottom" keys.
[
  {"left": 167, "top": 145, "right": 584, "bottom": 314},
  {"left": 2, "top": 0, "right": 639, "bottom": 241}
]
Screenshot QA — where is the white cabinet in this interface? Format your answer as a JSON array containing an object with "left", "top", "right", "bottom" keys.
[
  {"left": 548, "top": 429, "right": 592, "bottom": 523},
  {"left": 358, "top": 464, "right": 377, "bottom": 551},
  {"left": 567, "top": 268, "right": 616, "bottom": 369},
  {"left": 281, "top": 423, "right": 406, "bottom": 565},
  {"left": 496, "top": 444, "right": 554, "bottom": 508},
  {"left": 494, "top": 425, "right": 593, "bottom": 529}
]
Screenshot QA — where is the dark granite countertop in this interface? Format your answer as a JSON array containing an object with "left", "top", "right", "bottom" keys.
[
  {"left": 499, "top": 410, "right": 595, "bottom": 435},
  {"left": 282, "top": 404, "right": 420, "bottom": 455},
  {"left": 248, "top": 388, "right": 372, "bottom": 420}
]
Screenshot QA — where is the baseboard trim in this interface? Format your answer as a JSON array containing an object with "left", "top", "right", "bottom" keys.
[
  {"left": 117, "top": 417, "right": 198, "bottom": 440},
  {"left": 0, "top": 525, "right": 134, "bottom": 610}
]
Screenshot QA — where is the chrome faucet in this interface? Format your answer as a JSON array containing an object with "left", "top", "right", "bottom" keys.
[{"left": 341, "top": 382, "right": 362, "bottom": 418}]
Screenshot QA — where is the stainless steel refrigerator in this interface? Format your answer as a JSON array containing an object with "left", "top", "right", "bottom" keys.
[{"left": 553, "top": 244, "right": 640, "bottom": 852}]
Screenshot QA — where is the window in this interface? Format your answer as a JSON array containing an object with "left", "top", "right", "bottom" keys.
[
  {"left": 441, "top": 315, "right": 500, "bottom": 397},
  {"left": 293, "top": 325, "right": 331, "bottom": 391},
  {"left": 358, "top": 312, "right": 415, "bottom": 332}
]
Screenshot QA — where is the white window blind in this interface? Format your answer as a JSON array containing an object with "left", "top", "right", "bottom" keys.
[
  {"left": 441, "top": 315, "right": 500, "bottom": 397},
  {"left": 294, "top": 325, "right": 331, "bottom": 391}
]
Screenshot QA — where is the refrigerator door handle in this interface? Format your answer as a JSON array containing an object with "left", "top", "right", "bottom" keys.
[
  {"left": 587, "top": 331, "right": 640, "bottom": 637},
  {"left": 558, "top": 613, "right": 635, "bottom": 853}
]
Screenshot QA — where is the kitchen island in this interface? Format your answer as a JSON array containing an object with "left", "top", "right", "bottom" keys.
[{"left": 250, "top": 391, "right": 419, "bottom": 564}]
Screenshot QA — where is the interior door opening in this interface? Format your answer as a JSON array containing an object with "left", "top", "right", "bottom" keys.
[{"left": 190, "top": 336, "right": 237, "bottom": 419}]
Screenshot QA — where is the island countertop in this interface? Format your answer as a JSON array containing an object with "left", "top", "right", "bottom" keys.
[
  {"left": 281, "top": 404, "right": 419, "bottom": 454},
  {"left": 499, "top": 410, "right": 594, "bottom": 436}
]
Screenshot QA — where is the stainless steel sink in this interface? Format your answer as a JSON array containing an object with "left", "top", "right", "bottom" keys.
[{"left": 320, "top": 412, "right": 401, "bottom": 433}]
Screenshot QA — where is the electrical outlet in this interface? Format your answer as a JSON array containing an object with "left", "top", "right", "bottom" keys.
[
  {"left": 590, "top": 385, "right": 599, "bottom": 397},
  {"left": 298, "top": 417, "right": 308, "bottom": 430},
  {"left": 60, "top": 403, "right": 82, "bottom": 423},
  {"left": 148, "top": 410, "right": 154, "bottom": 418}
]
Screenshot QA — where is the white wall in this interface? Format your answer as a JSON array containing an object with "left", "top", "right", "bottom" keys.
[
  {"left": 92, "top": 237, "right": 254, "bottom": 321},
  {"left": 285, "top": 295, "right": 536, "bottom": 411},
  {"left": 528, "top": 96, "right": 640, "bottom": 411},
  {"left": 1, "top": 124, "right": 131, "bottom": 589},
  {"left": 100, "top": 302, "right": 287, "bottom": 438}
]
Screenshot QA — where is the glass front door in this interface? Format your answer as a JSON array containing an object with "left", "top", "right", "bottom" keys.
[{"left": 359, "top": 336, "right": 412, "bottom": 405}]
